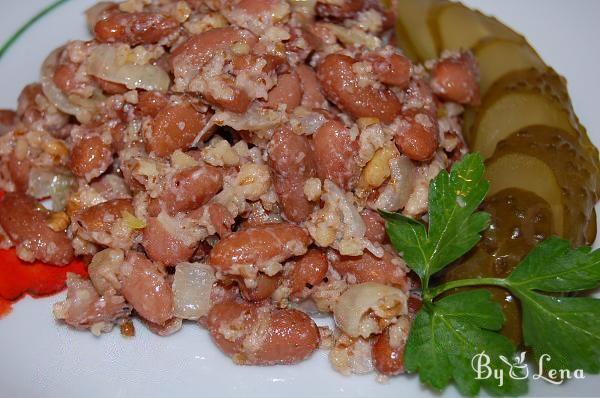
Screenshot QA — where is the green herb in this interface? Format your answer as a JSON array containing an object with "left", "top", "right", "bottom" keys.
[{"left": 382, "top": 153, "right": 600, "bottom": 395}]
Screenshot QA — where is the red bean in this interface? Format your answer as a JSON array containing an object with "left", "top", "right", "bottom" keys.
[
  {"left": 0, "top": 192, "right": 74, "bottom": 265},
  {"left": 73, "top": 199, "right": 134, "bottom": 236},
  {"left": 137, "top": 91, "right": 169, "bottom": 117},
  {"left": 372, "top": 328, "right": 405, "bottom": 376},
  {"left": 94, "top": 12, "right": 179, "bottom": 45},
  {"left": 393, "top": 110, "right": 439, "bottom": 162},
  {"left": 70, "top": 135, "right": 113, "bottom": 181},
  {"left": 207, "top": 301, "right": 320, "bottom": 365},
  {"left": 147, "top": 103, "right": 209, "bottom": 157},
  {"left": 0, "top": 109, "right": 16, "bottom": 135},
  {"left": 431, "top": 51, "right": 480, "bottom": 106},
  {"left": 297, "top": 64, "right": 326, "bottom": 109},
  {"left": 120, "top": 251, "right": 174, "bottom": 325},
  {"left": 366, "top": 53, "right": 411, "bottom": 88},
  {"left": 315, "top": 0, "right": 365, "bottom": 18},
  {"left": 8, "top": 149, "right": 31, "bottom": 192},
  {"left": 208, "top": 224, "right": 312, "bottom": 274},
  {"left": 361, "top": 209, "right": 386, "bottom": 243},
  {"left": 156, "top": 164, "right": 223, "bottom": 215},
  {"left": 95, "top": 77, "right": 129, "bottom": 95},
  {"left": 287, "top": 249, "right": 329, "bottom": 298},
  {"left": 265, "top": 73, "right": 302, "bottom": 111},
  {"left": 235, "top": 273, "right": 281, "bottom": 302},
  {"left": 332, "top": 250, "right": 407, "bottom": 288},
  {"left": 206, "top": 203, "right": 234, "bottom": 238},
  {"left": 313, "top": 120, "right": 359, "bottom": 190},
  {"left": 317, "top": 54, "right": 402, "bottom": 124},
  {"left": 142, "top": 217, "right": 197, "bottom": 265},
  {"left": 268, "top": 125, "right": 316, "bottom": 222}
]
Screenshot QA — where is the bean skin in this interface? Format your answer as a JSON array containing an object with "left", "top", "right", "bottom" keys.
[
  {"left": 317, "top": 54, "right": 401, "bottom": 124},
  {"left": 8, "top": 149, "right": 31, "bottom": 192},
  {"left": 332, "top": 250, "right": 407, "bottom": 288},
  {"left": 70, "top": 135, "right": 113, "bottom": 181},
  {"left": 235, "top": 273, "right": 281, "bottom": 302},
  {"left": 361, "top": 209, "right": 386, "bottom": 244},
  {"left": 431, "top": 51, "right": 480, "bottom": 106},
  {"left": 94, "top": 12, "right": 179, "bottom": 45},
  {"left": 316, "top": 0, "right": 365, "bottom": 18},
  {"left": 372, "top": 328, "right": 404, "bottom": 376},
  {"left": 156, "top": 164, "right": 223, "bottom": 216},
  {"left": 207, "top": 301, "right": 320, "bottom": 365},
  {"left": 367, "top": 53, "right": 411, "bottom": 88},
  {"left": 136, "top": 91, "right": 169, "bottom": 117},
  {"left": 313, "top": 120, "right": 359, "bottom": 190},
  {"left": 169, "top": 27, "right": 257, "bottom": 87},
  {"left": 120, "top": 251, "right": 174, "bottom": 325},
  {"left": 53, "top": 63, "right": 82, "bottom": 95},
  {"left": 296, "top": 64, "right": 326, "bottom": 109},
  {"left": 394, "top": 110, "right": 439, "bottom": 162},
  {"left": 206, "top": 203, "right": 234, "bottom": 238},
  {"left": 142, "top": 217, "right": 197, "bottom": 265},
  {"left": 147, "top": 103, "right": 209, "bottom": 157},
  {"left": 0, "top": 192, "right": 74, "bottom": 265},
  {"left": 265, "top": 73, "right": 302, "bottom": 111},
  {"left": 95, "top": 77, "right": 128, "bottom": 95},
  {"left": 202, "top": 78, "right": 252, "bottom": 114},
  {"left": 287, "top": 249, "right": 329, "bottom": 299},
  {"left": 267, "top": 125, "right": 316, "bottom": 223},
  {"left": 208, "top": 224, "right": 311, "bottom": 274},
  {"left": 73, "top": 199, "right": 133, "bottom": 236}
]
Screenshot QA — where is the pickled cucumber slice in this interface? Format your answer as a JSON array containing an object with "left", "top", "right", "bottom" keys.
[
  {"left": 471, "top": 68, "right": 597, "bottom": 160},
  {"left": 429, "top": 2, "right": 523, "bottom": 54},
  {"left": 490, "top": 126, "right": 599, "bottom": 246},
  {"left": 485, "top": 153, "right": 564, "bottom": 236},
  {"left": 396, "top": 0, "right": 447, "bottom": 61},
  {"left": 473, "top": 38, "right": 545, "bottom": 95}
]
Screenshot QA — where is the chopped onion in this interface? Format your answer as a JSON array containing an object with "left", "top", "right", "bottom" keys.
[
  {"left": 41, "top": 48, "right": 92, "bottom": 124},
  {"left": 172, "top": 263, "right": 216, "bottom": 320},
  {"left": 27, "top": 167, "right": 75, "bottom": 211},
  {"left": 334, "top": 282, "right": 407, "bottom": 338},
  {"left": 86, "top": 45, "right": 170, "bottom": 92}
]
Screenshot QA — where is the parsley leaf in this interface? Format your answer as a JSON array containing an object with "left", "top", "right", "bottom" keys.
[
  {"left": 503, "top": 237, "right": 600, "bottom": 372},
  {"left": 404, "top": 290, "right": 527, "bottom": 396},
  {"left": 506, "top": 236, "right": 600, "bottom": 292},
  {"left": 382, "top": 153, "right": 490, "bottom": 284}
]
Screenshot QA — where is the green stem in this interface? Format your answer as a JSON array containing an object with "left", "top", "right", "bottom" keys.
[{"left": 426, "top": 277, "right": 508, "bottom": 300}]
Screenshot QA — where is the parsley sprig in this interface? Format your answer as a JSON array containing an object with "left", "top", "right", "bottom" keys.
[{"left": 381, "top": 153, "right": 600, "bottom": 395}]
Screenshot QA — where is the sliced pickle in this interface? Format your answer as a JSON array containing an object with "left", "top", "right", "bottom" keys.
[
  {"left": 485, "top": 152, "right": 564, "bottom": 236},
  {"left": 429, "top": 2, "right": 523, "bottom": 54},
  {"left": 490, "top": 126, "right": 599, "bottom": 246},
  {"left": 439, "top": 188, "right": 555, "bottom": 344},
  {"left": 473, "top": 38, "right": 545, "bottom": 95},
  {"left": 396, "top": 0, "right": 447, "bottom": 61},
  {"left": 470, "top": 68, "right": 597, "bottom": 160}
]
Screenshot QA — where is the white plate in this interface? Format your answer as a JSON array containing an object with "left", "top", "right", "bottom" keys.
[{"left": 0, "top": 1, "right": 599, "bottom": 397}]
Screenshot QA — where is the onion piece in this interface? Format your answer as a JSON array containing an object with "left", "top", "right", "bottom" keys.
[
  {"left": 41, "top": 48, "right": 92, "bottom": 124},
  {"left": 27, "top": 167, "right": 75, "bottom": 211},
  {"left": 172, "top": 262, "right": 216, "bottom": 320},
  {"left": 86, "top": 44, "right": 170, "bottom": 92},
  {"left": 334, "top": 282, "right": 407, "bottom": 338}
]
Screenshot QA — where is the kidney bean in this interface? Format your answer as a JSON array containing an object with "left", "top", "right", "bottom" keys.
[
  {"left": 202, "top": 78, "right": 252, "bottom": 114},
  {"left": 206, "top": 203, "right": 234, "bottom": 238},
  {"left": 142, "top": 217, "right": 197, "bottom": 265},
  {"left": 94, "top": 12, "right": 179, "bottom": 45},
  {"left": 235, "top": 0, "right": 282, "bottom": 16},
  {"left": 73, "top": 199, "right": 133, "bottom": 236},
  {"left": 234, "top": 273, "right": 281, "bottom": 301},
  {"left": 287, "top": 249, "right": 328, "bottom": 299},
  {"left": 317, "top": 54, "right": 402, "bottom": 124},
  {"left": 332, "top": 250, "right": 407, "bottom": 288},
  {"left": 17, "top": 84, "right": 43, "bottom": 125},
  {"left": 431, "top": 51, "right": 480, "bottom": 106},
  {"left": 70, "top": 135, "right": 113, "bottom": 181},
  {"left": 393, "top": 110, "right": 438, "bottom": 162},
  {"left": 313, "top": 120, "right": 359, "bottom": 190},
  {"left": 265, "top": 73, "right": 302, "bottom": 111},
  {"left": 95, "top": 77, "right": 128, "bottom": 95},
  {"left": 297, "top": 64, "right": 326, "bottom": 109},
  {"left": 316, "top": 0, "right": 365, "bottom": 18},
  {"left": 366, "top": 53, "right": 411, "bottom": 88},
  {"left": 156, "top": 164, "right": 223, "bottom": 215},
  {"left": 372, "top": 328, "right": 405, "bottom": 376},
  {"left": 208, "top": 224, "right": 311, "bottom": 274},
  {"left": 147, "top": 103, "right": 209, "bottom": 157},
  {"left": 207, "top": 301, "right": 320, "bottom": 365},
  {"left": 8, "top": 148, "right": 31, "bottom": 192},
  {"left": 0, "top": 109, "right": 16, "bottom": 135},
  {"left": 136, "top": 91, "right": 169, "bottom": 117},
  {"left": 169, "top": 27, "right": 257, "bottom": 87},
  {"left": 120, "top": 251, "right": 174, "bottom": 325},
  {"left": 267, "top": 125, "right": 316, "bottom": 222},
  {"left": 53, "top": 63, "right": 83, "bottom": 95},
  {"left": 360, "top": 209, "right": 386, "bottom": 244},
  {"left": 0, "top": 192, "right": 74, "bottom": 265}
]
